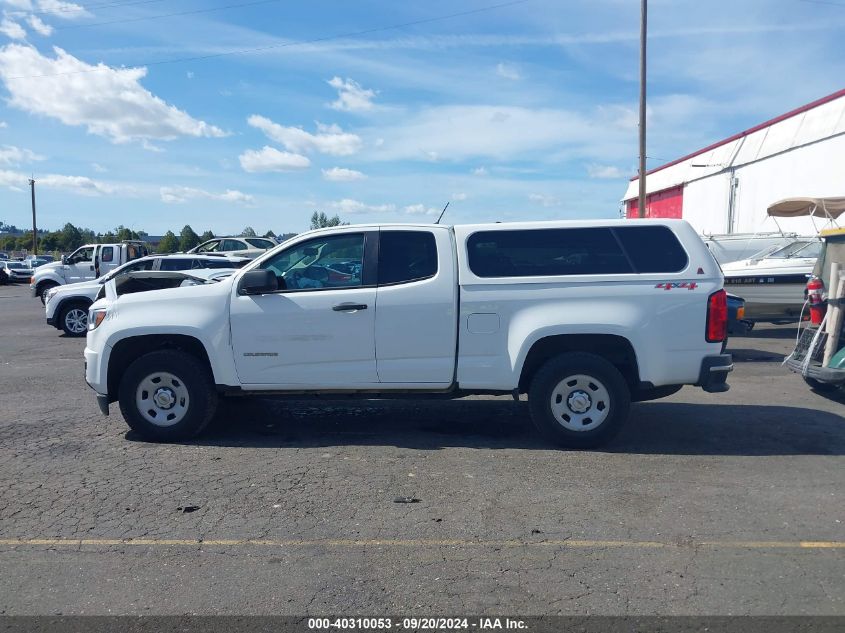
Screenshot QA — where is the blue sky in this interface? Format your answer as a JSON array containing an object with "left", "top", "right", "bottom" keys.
[{"left": 0, "top": 0, "right": 843, "bottom": 235}]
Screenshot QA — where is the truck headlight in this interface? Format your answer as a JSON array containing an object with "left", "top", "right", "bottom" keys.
[{"left": 88, "top": 308, "right": 108, "bottom": 331}]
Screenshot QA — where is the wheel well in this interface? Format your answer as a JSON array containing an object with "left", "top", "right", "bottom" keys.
[
  {"left": 58, "top": 298, "right": 91, "bottom": 314},
  {"left": 36, "top": 279, "right": 59, "bottom": 294},
  {"left": 518, "top": 334, "right": 640, "bottom": 392},
  {"left": 107, "top": 334, "right": 212, "bottom": 401}
]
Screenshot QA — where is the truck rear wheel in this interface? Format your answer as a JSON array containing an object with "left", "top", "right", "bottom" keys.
[
  {"left": 118, "top": 350, "right": 217, "bottom": 442},
  {"left": 528, "top": 352, "right": 631, "bottom": 449}
]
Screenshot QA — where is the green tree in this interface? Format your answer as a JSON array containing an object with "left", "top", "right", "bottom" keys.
[
  {"left": 200, "top": 230, "right": 215, "bottom": 242},
  {"left": 158, "top": 231, "right": 179, "bottom": 253},
  {"left": 263, "top": 229, "right": 276, "bottom": 238},
  {"left": 58, "top": 223, "right": 83, "bottom": 252},
  {"left": 240, "top": 226, "right": 257, "bottom": 237},
  {"left": 179, "top": 225, "right": 200, "bottom": 251},
  {"left": 114, "top": 225, "right": 140, "bottom": 241},
  {"left": 310, "top": 211, "right": 347, "bottom": 230}
]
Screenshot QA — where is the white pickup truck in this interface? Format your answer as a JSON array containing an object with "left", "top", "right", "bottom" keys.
[
  {"left": 31, "top": 240, "right": 149, "bottom": 300},
  {"left": 84, "top": 220, "right": 732, "bottom": 448}
]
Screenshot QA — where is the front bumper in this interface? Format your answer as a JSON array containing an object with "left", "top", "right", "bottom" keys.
[{"left": 695, "top": 354, "right": 733, "bottom": 393}]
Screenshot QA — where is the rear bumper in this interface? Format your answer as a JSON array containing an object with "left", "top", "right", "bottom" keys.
[{"left": 696, "top": 354, "right": 733, "bottom": 393}]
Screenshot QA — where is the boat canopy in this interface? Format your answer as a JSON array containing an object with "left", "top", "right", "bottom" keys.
[{"left": 767, "top": 197, "right": 845, "bottom": 219}]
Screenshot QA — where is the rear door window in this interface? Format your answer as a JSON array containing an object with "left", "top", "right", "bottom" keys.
[
  {"left": 613, "top": 226, "right": 688, "bottom": 273},
  {"left": 100, "top": 247, "right": 114, "bottom": 263},
  {"left": 467, "top": 228, "right": 632, "bottom": 277},
  {"left": 378, "top": 231, "right": 438, "bottom": 285}
]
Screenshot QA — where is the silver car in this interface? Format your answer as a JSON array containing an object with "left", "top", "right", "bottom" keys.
[{"left": 0, "top": 261, "right": 34, "bottom": 282}]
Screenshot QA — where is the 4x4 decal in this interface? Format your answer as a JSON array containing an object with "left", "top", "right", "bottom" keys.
[{"left": 655, "top": 282, "right": 698, "bottom": 290}]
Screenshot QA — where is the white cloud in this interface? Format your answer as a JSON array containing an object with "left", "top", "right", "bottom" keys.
[
  {"left": 0, "top": 120, "right": 6, "bottom": 128},
  {"left": 91, "top": 162, "right": 107, "bottom": 173},
  {"left": 472, "top": 167, "right": 488, "bottom": 176},
  {"left": 451, "top": 192, "right": 467, "bottom": 201},
  {"left": 328, "top": 198, "right": 395, "bottom": 214},
  {"left": 327, "top": 76, "right": 376, "bottom": 112},
  {"left": 403, "top": 204, "right": 439, "bottom": 216},
  {"left": 322, "top": 166, "right": 365, "bottom": 182},
  {"left": 35, "top": 0, "right": 89, "bottom": 19},
  {"left": 528, "top": 193, "right": 561, "bottom": 207},
  {"left": 186, "top": 71, "right": 194, "bottom": 79},
  {"left": 0, "top": 144, "right": 43, "bottom": 165},
  {"left": 247, "top": 115, "right": 361, "bottom": 156},
  {"left": 239, "top": 145, "right": 310, "bottom": 173},
  {"left": 160, "top": 186, "right": 254, "bottom": 205},
  {"left": 496, "top": 62, "right": 521, "bottom": 80},
  {"left": 0, "top": 167, "right": 125, "bottom": 195},
  {"left": 0, "top": 18, "right": 26, "bottom": 40},
  {"left": 0, "top": 45, "right": 227, "bottom": 145},
  {"left": 40, "top": 173, "right": 118, "bottom": 195},
  {"left": 26, "top": 14, "right": 52, "bottom": 36},
  {"left": 0, "top": 168, "right": 25, "bottom": 188},
  {"left": 2, "top": 1, "right": 33, "bottom": 9},
  {"left": 367, "top": 104, "right": 638, "bottom": 163},
  {"left": 587, "top": 164, "right": 627, "bottom": 179}
]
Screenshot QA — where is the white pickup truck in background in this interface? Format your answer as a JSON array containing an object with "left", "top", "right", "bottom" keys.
[
  {"left": 30, "top": 240, "right": 149, "bottom": 300},
  {"left": 84, "top": 219, "right": 732, "bottom": 448}
]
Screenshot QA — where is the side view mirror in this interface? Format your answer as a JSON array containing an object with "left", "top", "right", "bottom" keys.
[
  {"left": 61, "top": 255, "right": 68, "bottom": 265},
  {"left": 238, "top": 269, "right": 279, "bottom": 295}
]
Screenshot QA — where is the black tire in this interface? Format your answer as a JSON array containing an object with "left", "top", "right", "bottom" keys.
[
  {"left": 528, "top": 352, "right": 631, "bottom": 449},
  {"left": 118, "top": 350, "right": 218, "bottom": 442},
  {"left": 803, "top": 376, "right": 841, "bottom": 393},
  {"left": 37, "top": 281, "right": 58, "bottom": 304},
  {"left": 59, "top": 302, "right": 90, "bottom": 337}
]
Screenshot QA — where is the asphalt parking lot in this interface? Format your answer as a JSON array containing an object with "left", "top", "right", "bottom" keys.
[{"left": 0, "top": 283, "right": 843, "bottom": 616}]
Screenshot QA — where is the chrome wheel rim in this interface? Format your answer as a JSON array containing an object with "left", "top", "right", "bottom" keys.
[
  {"left": 64, "top": 308, "right": 88, "bottom": 334},
  {"left": 136, "top": 372, "right": 190, "bottom": 427},
  {"left": 550, "top": 374, "right": 610, "bottom": 432}
]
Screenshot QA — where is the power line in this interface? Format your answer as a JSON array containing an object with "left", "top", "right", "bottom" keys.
[
  {"left": 53, "top": 0, "right": 286, "bottom": 31},
  {"left": 12, "top": 0, "right": 173, "bottom": 18},
  {"left": 6, "top": 0, "right": 529, "bottom": 80}
]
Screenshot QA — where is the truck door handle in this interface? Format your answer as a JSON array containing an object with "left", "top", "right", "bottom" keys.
[{"left": 332, "top": 303, "right": 368, "bottom": 312}]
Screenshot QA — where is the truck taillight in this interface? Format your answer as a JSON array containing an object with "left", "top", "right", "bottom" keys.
[{"left": 706, "top": 289, "right": 727, "bottom": 343}]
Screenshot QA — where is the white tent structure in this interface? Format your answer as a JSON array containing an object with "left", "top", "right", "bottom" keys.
[{"left": 622, "top": 88, "right": 845, "bottom": 236}]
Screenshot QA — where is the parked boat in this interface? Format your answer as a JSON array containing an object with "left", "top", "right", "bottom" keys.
[
  {"left": 703, "top": 232, "right": 806, "bottom": 265},
  {"left": 721, "top": 239, "right": 820, "bottom": 322},
  {"left": 720, "top": 197, "right": 843, "bottom": 322}
]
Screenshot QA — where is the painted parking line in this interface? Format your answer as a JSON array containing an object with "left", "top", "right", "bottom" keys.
[{"left": 0, "top": 538, "right": 843, "bottom": 549}]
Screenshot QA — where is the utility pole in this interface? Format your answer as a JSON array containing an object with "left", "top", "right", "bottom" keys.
[
  {"left": 29, "top": 178, "right": 37, "bottom": 256},
  {"left": 637, "top": 0, "right": 647, "bottom": 218}
]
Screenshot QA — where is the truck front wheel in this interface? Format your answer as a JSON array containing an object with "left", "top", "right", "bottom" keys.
[
  {"left": 528, "top": 352, "right": 631, "bottom": 449},
  {"left": 118, "top": 350, "right": 218, "bottom": 441}
]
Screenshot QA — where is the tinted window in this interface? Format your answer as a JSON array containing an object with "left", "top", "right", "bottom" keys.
[
  {"left": 467, "top": 228, "right": 632, "bottom": 277},
  {"left": 100, "top": 247, "right": 114, "bottom": 263},
  {"left": 245, "top": 238, "right": 275, "bottom": 249},
  {"left": 195, "top": 240, "right": 220, "bottom": 253},
  {"left": 614, "top": 226, "right": 688, "bottom": 273},
  {"left": 158, "top": 258, "right": 195, "bottom": 271},
  {"left": 222, "top": 239, "right": 247, "bottom": 251},
  {"left": 261, "top": 234, "right": 365, "bottom": 291},
  {"left": 379, "top": 231, "right": 438, "bottom": 285}
]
